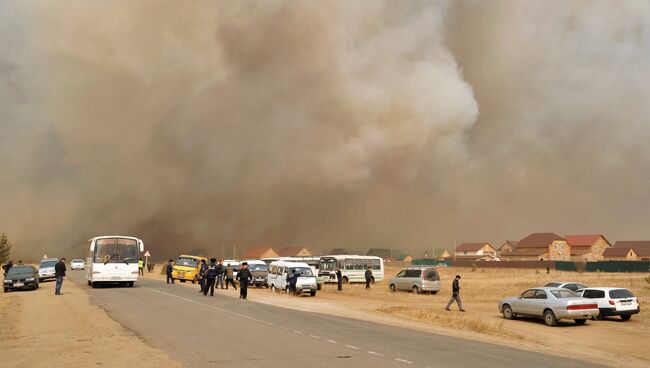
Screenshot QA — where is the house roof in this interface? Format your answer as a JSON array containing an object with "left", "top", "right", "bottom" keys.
[
  {"left": 499, "top": 240, "right": 518, "bottom": 250},
  {"left": 518, "top": 233, "right": 565, "bottom": 248},
  {"left": 431, "top": 248, "right": 450, "bottom": 257},
  {"left": 501, "top": 248, "right": 549, "bottom": 257},
  {"left": 564, "top": 234, "right": 610, "bottom": 248},
  {"left": 277, "top": 246, "right": 311, "bottom": 257},
  {"left": 603, "top": 247, "right": 635, "bottom": 257},
  {"left": 456, "top": 243, "right": 494, "bottom": 252},
  {"left": 613, "top": 241, "right": 650, "bottom": 257},
  {"left": 242, "top": 247, "right": 278, "bottom": 259}
]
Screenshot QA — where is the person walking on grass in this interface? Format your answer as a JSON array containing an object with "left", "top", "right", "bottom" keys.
[
  {"left": 166, "top": 259, "right": 174, "bottom": 284},
  {"left": 237, "top": 262, "right": 252, "bottom": 299},
  {"left": 203, "top": 258, "right": 218, "bottom": 296},
  {"left": 336, "top": 267, "right": 343, "bottom": 292},
  {"left": 445, "top": 275, "right": 465, "bottom": 312},
  {"left": 198, "top": 259, "right": 208, "bottom": 293},
  {"left": 364, "top": 266, "right": 373, "bottom": 290},
  {"left": 54, "top": 258, "right": 67, "bottom": 295},
  {"left": 225, "top": 263, "right": 237, "bottom": 290}
]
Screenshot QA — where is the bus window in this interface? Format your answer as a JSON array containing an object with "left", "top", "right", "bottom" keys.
[
  {"left": 344, "top": 259, "right": 354, "bottom": 270},
  {"left": 371, "top": 259, "right": 381, "bottom": 270},
  {"left": 354, "top": 259, "right": 364, "bottom": 270},
  {"left": 362, "top": 259, "right": 371, "bottom": 269}
]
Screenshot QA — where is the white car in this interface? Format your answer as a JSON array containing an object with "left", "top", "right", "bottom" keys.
[
  {"left": 543, "top": 281, "right": 587, "bottom": 292},
  {"left": 38, "top": 258, "right": 59, "bottom": 281},
  {"left": 576, "top": 287, "right": 640, "bottom": 321},
  {"left": 70, "top": 259, "right": 85, "bottom": 270}
]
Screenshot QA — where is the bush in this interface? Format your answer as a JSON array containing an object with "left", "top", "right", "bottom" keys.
[{"left": 471, "top": 263, "right": 478, "bottom": 272}]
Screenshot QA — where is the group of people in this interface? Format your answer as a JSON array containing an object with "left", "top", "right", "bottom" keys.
[{"left": 165, "top": 258, "right": 250, "bottom": 299}]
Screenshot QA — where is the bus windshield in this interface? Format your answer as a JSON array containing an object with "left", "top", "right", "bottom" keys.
[
  {"left": 176, "top": 257, "right": 199, "bottom": 268},
  {"left": 94, "top": 238, "right": 139, "bottom": 264},
  {"left": 320, "top": 258, "right": 337, "bottom": 271}
]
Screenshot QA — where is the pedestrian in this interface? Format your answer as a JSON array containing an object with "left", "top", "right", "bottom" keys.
[
  {"left": 138, "top": 258, "right": 144, "bottom": 275},
  {"left": 289, "top": 269, "right": 298, "bottom": 295},
  {"left": 166, "top": 259, "right": 174, "bottom": 284},
  {"left": 336, "top": 267, "right": 342, "bottom": 292},
  {"left": 216, "top": 260, "right": 225, "bottom": 289},
  {"left": 2, "top": 260, "right": 13, "bottom": 274},
  {"left": 546, "top": 266, "right": 550, "bottom": 274},
  {"left": 203, "top": 258, "right": 218, "bottom": 296},
  {"left": 54, "top": 257, "right": 67, "bottom": 295},
  {"left": 445, "top": 275, "right": 465, "bottom": 312},
  {"left": 198, "top": 259, "right": 208, "bottom": 293},
  {"left": 147, "top": 262, "right": 154, "bottom": 273},
  {"left": 237, "top": 262, "right": 252, "bottom": 299},
  {"left": 225, "top": 263, "right": 237, "bottom": 290},
  {"left": 365, "top": 266, "right": 373, "bottom": 290}
]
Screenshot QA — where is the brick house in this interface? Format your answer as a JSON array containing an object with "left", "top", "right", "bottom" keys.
[
  {"left": 498, "top": 240, "right": 518, "bottom": 256},
  {"left": 564, "top": 234, "right": 612, "bottom": 261},
  {"left": 242, "top": 247, "right": 279, "bottom": 259},
  {"left": 501, "top": 233, "right": 570, "bottom": 261},
  {"left": 603, "top": 241, "right": 650, "bottom": 261},
  {"left": 455, "top": 243, "right": 497, "bottom": 259},
  {"left": 277, "top": 246, "right": 312, "bottom": 257}
]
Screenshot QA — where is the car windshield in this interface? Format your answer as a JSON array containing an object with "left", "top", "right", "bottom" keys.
[
  {"left": 609, "top": 289, "right": 634, "bottom": 299},
  {"left": 249, "top": 264, "right": 268, "bottom": 272},
  {"left": 40, "top": 260, "right": 58, "bottom": 268},
  {"left": 94, "top": 238, "right": 139, "bottom": 263},
  {"left": 544, "top": 282, "right": 561, "bottom": 287},
  {"left": 550, "top": 289, "right": 578, "bottom": 298},
  {"left": 175, "top": 258, "right": 198, "bottom": 267},
  {"left": 7, "top": 267, "right": 33, "bottom": 275},
  {"left": 72, "top": 259, "right": 83, "bottom": 263},
  {"left": 319, "top": 258, "right": 337, "bottom": 271},
  {"left": 290, "top": 267, "right": 313, "bottom": 276}
]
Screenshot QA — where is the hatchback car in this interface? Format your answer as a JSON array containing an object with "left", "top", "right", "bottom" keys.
[
  {"left": 499, "top": 287, "right": 599, "bottom": 326},
  {"left": 543, "top": 281, "right": 587, "bottom": 292},
  {"left": 575, "top": 287, "right": 640, "bottom": 321},
  {"left": 38, "top": 258, "right": 59, "bottom": 281},
  {"left": 389, "top": 267, "right": 441, "bottom": 294},
  {"left": 4, "top": 265, "right": 39, "bottom": 292},
  {"left": 70, "top": 259, "right": 85, "bottom": 270}
]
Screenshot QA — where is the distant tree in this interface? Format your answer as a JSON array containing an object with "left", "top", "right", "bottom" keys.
[{"left": 0, "top": 233, "right": 12, "bottom": 264}]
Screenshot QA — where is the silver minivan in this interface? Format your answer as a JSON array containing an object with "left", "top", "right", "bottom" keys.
[{"left": 388, "top": 267, "right": 441, "bottom": 294}]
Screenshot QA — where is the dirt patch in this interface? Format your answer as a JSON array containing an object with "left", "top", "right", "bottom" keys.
[{"left": 0, "top": 275, "right": 181, "bottom": 368}]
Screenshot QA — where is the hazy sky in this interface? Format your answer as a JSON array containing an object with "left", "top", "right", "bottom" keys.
[{"left": 2, "top": 1, "right": 650, "bottom": 260}]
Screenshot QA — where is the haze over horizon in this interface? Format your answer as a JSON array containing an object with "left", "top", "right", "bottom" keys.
[{"left": 2, "top": 0, "right": 650, "bottom": 260}]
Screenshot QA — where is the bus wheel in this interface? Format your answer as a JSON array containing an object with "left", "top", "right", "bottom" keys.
[
  {"left": 342, "top": 277, "right": 349, "bottom": 284},
  {"left": 87, "top": 280, "right": 91, "bottom": 286},
  {"left": 371, "top": 276, "right": 375, "bottom": 284},
  {"left": 128, "top": 282, "right": 134, "bottom": 287},
  {"left": 91, "top": 282, "right": 97, "bottom": 288}
]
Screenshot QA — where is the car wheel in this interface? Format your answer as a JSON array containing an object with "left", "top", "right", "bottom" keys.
[
  {"left": 390, "top": 284, "right": 396, "bottom": 292},
  {"left": 191, "top": 277, "right": 197, "bottom": 284},
  {"left": 317, "top": 284, "right": 322, "bottom": 291},
  {"left": 128, "top": 282, "right": 134, "bottom": 287},
  {"left": 574, "top": 319, "right": 587, "bottom": 325},
  {"left": 620, "top": 314, "right": 631, "bottom": 321},
  {"left": 431, "top": 291, "right": 438, "bottom": 295},
  {"left": 87, "top": 280, "right": 91, "bottom": 286},
  {"left": 310, "top": 291, "right": 316, "bottom": 297},
  {"left": 502, "top": 305, "right": 515, "bottom": 320},
  {"left": 285, "top": 286, "right": 290, "bottom": 294},
  {"left": 3, "top": 287, "right": 8, "bottom": 293},
  {"left": 180, "top": 279, "right": 186, "bottom": 283},
  {"left": 544, "top": 310, "right": 558, "bottom": 326},
  {"left": 91, "top": 282, "right": 97, "bottom": 288},
  {"left": 271, "top": 284, "right": 275, "bottom": 292},
  {"left": 412, "top": 285, "right": 420, "bottom": 294}
]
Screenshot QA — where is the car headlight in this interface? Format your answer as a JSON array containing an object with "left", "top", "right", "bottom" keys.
[{"left": 3, "top": 280, "right": 11, "bottom": 284}]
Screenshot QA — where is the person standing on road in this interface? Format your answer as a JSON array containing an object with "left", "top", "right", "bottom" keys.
[
  {"left": 138, "top": 258, "right": 144, "bottom": 276},
  {"left": 336, "top": 267, "right": 342, "bottom": 292},
  {"left": 198, "top": 259, "right": 208, "bottom": 293},
  {"left": 225, "top": 263, "right": 237, "bottom": 290},
  {"left": 364, "top": 266, "right": 373, "bottom": 290},
  {"left": 216, "top": 260, "right": 225, "bottom": 289},
  {"left": 54, "top": 258, "right": 67, "bottom": 295},
  {"left": 445, "top": 275, "right": 465, "bottom": 312},
  {"left": 289, "top": 269, "right": 299, "bottom": 295},
  {"left": 203, "top": 258, "right": 218, "bottom": 296},
  {"left": 237, "top": 262, "right": 252, "bottom": 299},
  {"left": 166, "top": 259, "right": 174, "bottom": 284}
]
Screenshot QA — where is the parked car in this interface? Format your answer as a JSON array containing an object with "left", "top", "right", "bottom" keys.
[
  {"left": 70, "top": 259, "right": 85, "bottom": 270},
  {"left": 388, "top": 266, "right": 441, "bottom": 294},
  {"left": 543, "top": 281, "right": 587, "bottom": 292},
  {"left": 575, "top": 287, "right": 640, "bottom": 321},
  {"left": 499, "top": 287, "right": 599, "bottom": 326},
  {"left": 38, "top": 258, "right": 59, "bottom": 281},
  {"left": 4, "top": 265, "right": 39, "bottom": 292},
  {"left": 243, "top": 260, "right": 269, "bottom": 288}
]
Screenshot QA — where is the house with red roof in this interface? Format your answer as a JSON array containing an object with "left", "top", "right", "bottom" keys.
[
  {"left": 454, "top": 243, "right": 498, "bottom": 260},
  {"left": 564, "top": 234, "right": 612, "bottom": 261},
  {"left": 242, "top": 247, "right": 279, "bottom": 260},
  {"left": 603, "top": 241, "right": 650, "bottom": 261},
  {"left": 501, "top": 233, "right": 570, "bottom": 261},
  {"left": 277, "top": 246, "right": 312, "bottom": 257}
]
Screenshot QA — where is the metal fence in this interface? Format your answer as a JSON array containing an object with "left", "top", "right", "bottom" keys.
[{"left": 411, "top": 259, "right": 650, "bottom": 273}]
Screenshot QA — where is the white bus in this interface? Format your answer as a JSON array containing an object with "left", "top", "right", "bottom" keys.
[
  {"left": 86, "top": 236, "right": 144, "bottom": 288},
  {"left": 318, "top": 255, "right": 384, "bottom": 284}
]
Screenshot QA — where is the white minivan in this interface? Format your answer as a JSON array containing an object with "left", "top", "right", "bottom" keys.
[{"left": 267, "top": 260, "right": 318, "bottom": 296}]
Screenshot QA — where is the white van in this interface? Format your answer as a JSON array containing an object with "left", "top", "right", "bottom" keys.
[{"left": 267, "top": 260, "right": 318, "bottom": 296}]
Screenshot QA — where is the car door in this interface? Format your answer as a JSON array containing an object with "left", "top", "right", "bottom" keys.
[
  {"left": 513, "top": 289, "right": 536, "bottom": 315},
  {"left": 404, "top": 270, "right": 419, "bottom": 290},
  {"left": 394, "top": 270, "right": 406, "bottom": 290},
  {"left": 528, "top": 290, "right": 549, "bottom": 315}
]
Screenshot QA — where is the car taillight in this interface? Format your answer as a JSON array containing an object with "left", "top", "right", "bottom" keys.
[
  {"left": 567, "top": 304, "right": 598, "bottom": 310},
  {"left": 608, "top": 300, "right": 615, "bottom": 305}
]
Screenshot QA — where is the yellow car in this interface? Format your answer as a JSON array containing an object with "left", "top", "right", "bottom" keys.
[{"left": 171, "top": 255, "right": 207, "bottom": 283}]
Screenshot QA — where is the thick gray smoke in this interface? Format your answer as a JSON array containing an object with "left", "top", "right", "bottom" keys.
[{"left": 2, "top": 1, "right": 650, "bottom": 260}]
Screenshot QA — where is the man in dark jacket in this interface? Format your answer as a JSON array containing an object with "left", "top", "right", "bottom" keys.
[
  {"left": 216, "top": 261, "right": 225, "bottom": 289},
  {"left": 2, "top": 260, "right": 13, "bottom": 274},
  {"left": 364, "top": 267, "right": 373, "bottom": 290},
  {"left": 336, "top": 267, "right": 343, "bottom": 292},
  {"left": 198, "top": 259, "right": 208, "bottom": 293},
  {"left": 445, "top": 275, "right": 465, "bottom": 312},
  {"left": 166, "top": 259, "right": 174, "bottom": 284},
  {"left": 54, "top": 258, "right": 67, "bottom": 295},
  {"left": 288, "top": 270, "right": 298, "bottom": 295},
  {"left": 225, "top": 263, "right": 237, "bottom": 290},
  {"left": 237, "top": 262, "right": 252, "bottom": 299},
  {"left": 203, "top": 258, "right": 218, "bottom": 296}
]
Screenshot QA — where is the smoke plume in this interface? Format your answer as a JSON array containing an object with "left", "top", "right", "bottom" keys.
[{"left": 2, "top": 1, "right": 650, "bottom": 260}]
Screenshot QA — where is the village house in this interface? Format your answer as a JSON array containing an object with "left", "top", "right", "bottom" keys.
[
  {"left": 500, "top": 233, "right": 570, "bottom": 261},
  {"left": 602, "top": 247, "right": 638, "bottom": 261},
  {"left": 454, "top": 243, "right": 498, "bottom": 260},
  {"left": 497, "top": 240, "right": 518, "bottom": 256},
  {"left": 603, "top": 241, "right": 650, "bottom": 261},
  {"left": 564, "top": 234, "right": 612, "bottom": 261},
  {"left": 242, "top": 247, "right": 279, "bottom": 259},
  {"left": 277, "top": 246, "right": 312, "bottom": 257},
  {"left": 426, "top": 248, "right": 451, "bottom": 260}
]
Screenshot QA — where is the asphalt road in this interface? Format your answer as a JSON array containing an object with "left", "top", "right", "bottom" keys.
[{"left": 67, "top": 272, "right": 600, "bottom": 368}]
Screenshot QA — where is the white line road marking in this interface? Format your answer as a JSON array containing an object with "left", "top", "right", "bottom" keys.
[
  {"left": 345, "top": 345, "right": 359, "bottom": 350},
  {"left": 309, "top": 335, "right": 320, "bottom": 339},
  {"left": 293, "top": 330, "right": 303, "bottom": 334},
  {"left": 395, "top": 358, "right": 413, "bottom": 364},
  {"left": 368, "top": 351, "right": 384, "bottom": 356},
  {"left": 326, "top": 339, "right": 337, "bottom": 344}
]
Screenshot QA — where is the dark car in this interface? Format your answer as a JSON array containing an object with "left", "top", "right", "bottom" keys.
[{"left": 3, "top": 265, "right": 40, "bottom": 292}]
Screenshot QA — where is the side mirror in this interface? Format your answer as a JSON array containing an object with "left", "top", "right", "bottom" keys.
[{"left": 139, "top": 240, "right": 144, "bottom": 252}]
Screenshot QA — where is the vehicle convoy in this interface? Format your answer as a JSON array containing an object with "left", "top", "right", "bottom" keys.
[
  {"left": 242, "top": 260, "right": 269, "bottom": 288},
  {"left": 70, "top": 259, "right": 85, "bottom": 270},
  {"left": 543, "top": 281, "right": 587, "bottom": 292},
  {"left": 318, "top": 255, "right": 384, "bottom": 284},
  {"left": 4, "top": 265, "right": 39, "bottom": 292},
  {"left": 389, "top": 266, "right": 440, "bottom": 294},
  {"left": 172, "top": 255, "right": 207, "bottom": 283},
  {"left": 86, "top": 236, "right": 144, "bottom": 288},
  {"left": 576, "top": 287, "right": 640, "bottom": 321},
  {"left": 499, "top": 287, "right": 599, "bottom": 326},
  {"left": 38, "top": 258, "right": 59, "bottom": 281},
  {"left": 267, "top": 260, "right": 318, "bottom": 296}
]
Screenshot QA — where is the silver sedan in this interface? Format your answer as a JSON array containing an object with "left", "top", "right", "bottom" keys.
[{"left": 499, "top": 287, "right": 599, "bottom": 326}]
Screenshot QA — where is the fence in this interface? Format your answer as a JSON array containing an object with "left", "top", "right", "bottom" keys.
[{"left": 411, "top": 259, "right": 650, "bottom": 273}]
